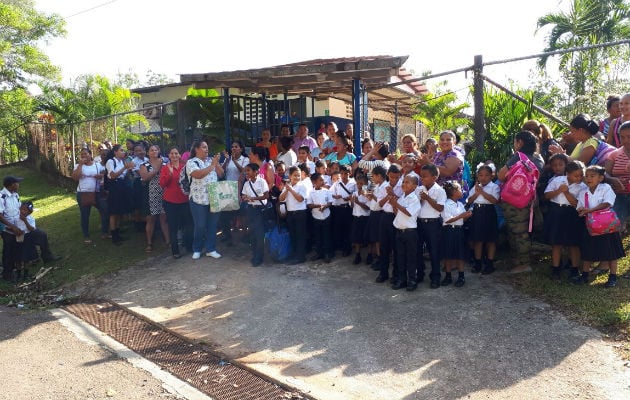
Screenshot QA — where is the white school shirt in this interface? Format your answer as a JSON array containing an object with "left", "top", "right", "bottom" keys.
[
  {"left": 283, "top": 182, "right": 308, "bottom": 211},
  {"left": 417, "top": 183, "right": 447, "bottom": 218},
  {"left": 74, "top": 162, "right": 105, "bottom": 192},
  {"left": 299, "top": 160, "right": 316, "bottom": 175},
  {"left": 369, "top": 185, "right": 383, "bottom": 211},
  {"left": 330, "top": 179, "right": 356, "bottom": 206},
  {"left": 322, "top": 175, "right": 332, "bottom": 187},
  {"left": 442, "top": 199, "right": 466, "bottom": 226},
  {"left": 352, "top": 192, "right": 371, "bottom": 217},
  {"left": 393, "top": 192, "right": 421, "bottom": 229},
  {"left": 378, "top": 180, "right": 403, "bottom": 213},
  {"left": 106, "top": 157, "right": 128, "bottom": 180},
  {"left": 277, "top": 150, "right": 297, "bottom": 168},
  {"left": 0, "top": 187, "right": 21, "bottom": 228},
  {"left": 241, "top": 177, "right": 269, "bottom": 206},
  {"left": 225, "top": 155, "right": 249, "bottom": 182},
  {"left": 300, "top": 176, "right": 313, "bottom": 198},
  {"left": 15, "top": 214, "right": 36, "bottom": 233},
  {"left": 307, "top": 188, "right": 332, "bottom": 220},
  {"left": 469, "top": 181, "right": 500, "bottom": 204},
  {"left": 131, "top": 156, "right": 148, "bottom": 178},
  {"left": 545, "top": 176, "right": 587, "bottom": 206},
  {"left": 577, "top": 183, "right": 616, "bottom": 209}
]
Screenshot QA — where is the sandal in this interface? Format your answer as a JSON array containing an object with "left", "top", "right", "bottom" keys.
[{"left": 145, "top": 245, "right": 153, "bottom": 252}]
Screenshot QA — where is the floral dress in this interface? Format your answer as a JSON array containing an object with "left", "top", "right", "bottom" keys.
[
  {"left": 433, "top": 149, "right": 468, "bottom": 197},
  {"left": 142, "top": 161, "right": 165, "bottom": 215}
]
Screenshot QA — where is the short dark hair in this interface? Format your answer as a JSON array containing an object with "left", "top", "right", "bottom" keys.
[
  {"left": 566, "top": 160, "right": 585, "bottom": 174},
  {"left": 421, "top": 163, "right": 439, "bottom": 177},
  {"left": 387, "top": 164, "right": 402, "bottom": 174},
  {"left": 298, "top": 146, "right": 310, "bottom": 154},
  {"left": 339, "top": 164, "right": 350, "bottom": 173},
  {"left": 245, "top": 162, "right": 259, "bottom": 172},
  {"left": 514, "top": 130, "right": 538, "bottom": 154},
  {"left": 372, "top": 165, "right": 388, "bottom": 179},
  {"left": 311, "top": 172, "right": 322, "bottom": 181}
]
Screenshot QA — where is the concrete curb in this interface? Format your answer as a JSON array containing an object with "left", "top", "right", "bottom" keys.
[{"left": 51, "top": 308, "right": 213, "bottom": 400}]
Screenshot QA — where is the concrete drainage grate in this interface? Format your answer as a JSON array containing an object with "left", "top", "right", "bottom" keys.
[{"left": 65, "top": 301, "right": 309, "bottom": 400}]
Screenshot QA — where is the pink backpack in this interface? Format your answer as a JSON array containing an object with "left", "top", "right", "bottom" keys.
[{"left": 501, "top": 152, "right": 539, "bottom": 209}]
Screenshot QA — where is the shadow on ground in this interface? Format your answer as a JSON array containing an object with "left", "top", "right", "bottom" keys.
[{"left": 84, "top": 241, "right": 630, "bottom": 400}]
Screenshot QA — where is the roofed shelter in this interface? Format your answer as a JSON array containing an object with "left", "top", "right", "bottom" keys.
[{"left": 180, "top": 55, "right": 427, "bottom": 155}]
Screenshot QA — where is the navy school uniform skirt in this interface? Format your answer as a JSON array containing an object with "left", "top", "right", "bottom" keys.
[
  {"left": 581, "top": 231, "right": 625, "bottom": 262},
  {"left": 467, "top": 203, "right": 498, "bottom": 242},
  {"left": 365, "top": 210, "right": 382, "bottom": 243},
  {"left": 440, "top": 225, "right": 469, "bottom": 261},
  {"left": 543, "top": 202, "right": 584, "bottom": 246}
]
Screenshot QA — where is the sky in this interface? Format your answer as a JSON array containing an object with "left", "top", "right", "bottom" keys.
[{"left": 34, "top": 0, "right": 568, "bottom": 97}]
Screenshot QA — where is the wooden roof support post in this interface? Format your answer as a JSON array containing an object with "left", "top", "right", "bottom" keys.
[
  {"left": 223, "top": 88, "right": 231, "bottom": 150},
  {"left": 473, "top": 55, "right": 486, "bottom": 153},
  {"left": 352, "top": 78, "right": 362, "bottom": 157}
]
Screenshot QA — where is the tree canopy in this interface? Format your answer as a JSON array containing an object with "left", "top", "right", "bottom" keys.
[{"left": 0, "top": 0, "right": 66, "bottom": 89}]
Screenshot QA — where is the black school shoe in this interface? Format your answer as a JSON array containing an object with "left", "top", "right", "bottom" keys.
[
  {"left": 353, "top": 253, "right": 362, "bottom": 265},
  {"left": 604, "top": 274, "right": 618, "bottom": 288},
  {"left": 365, "top": 254, "right": 374, "bottom": 265},
  {"left": 454, "top": 276, "right": 465, "bottom": 287},
  {"left": 375, "top": 274, "right": 389, "bottom": 283},
  {"left": 571, "top": 273, "right": 589, "bottom": 285},
  {"left": 441, "top": 274, "right": 453, "bottom": 286},
  {"left": 430, "top": 280, "right": 440, "bottom": 289}
]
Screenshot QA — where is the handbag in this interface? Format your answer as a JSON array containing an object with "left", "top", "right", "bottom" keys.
[
  {"left": 208, "top": 180, "right": 240, "bottom": 212},
  {"left": 584, "top": 192, "right": 621, "bottom": 236},
  {"left": 79, "top": 175, "right": 98, "bottom": 207},
  {"left": 248, "top": 181, "right": 275, "bottom": 221}
]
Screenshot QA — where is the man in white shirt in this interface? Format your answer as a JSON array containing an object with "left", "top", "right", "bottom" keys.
[{"left": 0, "top": 176, "right": 24, "bottom": 281}]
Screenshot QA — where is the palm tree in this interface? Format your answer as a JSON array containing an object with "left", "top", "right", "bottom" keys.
[{"left": 536, "top": 0, "right": 630, "bottom": 97}]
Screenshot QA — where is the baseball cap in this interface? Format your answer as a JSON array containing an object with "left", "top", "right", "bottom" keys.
[{"left": 3, "top": 176, "right": 23, "bottom": 187}]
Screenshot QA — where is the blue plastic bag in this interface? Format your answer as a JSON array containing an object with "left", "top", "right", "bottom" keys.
[{"left": 265, "top": 226, "right": 291, "bottom": 262}]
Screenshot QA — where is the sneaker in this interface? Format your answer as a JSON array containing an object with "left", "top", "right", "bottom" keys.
[
  {"left": 604, "top": 275, "right": 618, "bottom": 288},
  {"left": 206, "top": 251, "right": 222, "bottom": 259},
  {"left": 192, "top": 252, "right": 201, "bottom": 260}
]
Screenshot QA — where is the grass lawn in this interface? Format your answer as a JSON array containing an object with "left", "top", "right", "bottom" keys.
[
  {"left": 0, "top": 164, "right": 153, "bottom": 300},
  {"left": 0, "top": 164, "right": 629, "bottom": 357}
]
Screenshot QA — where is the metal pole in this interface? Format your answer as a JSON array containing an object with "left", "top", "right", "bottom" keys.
[
  {"left": 352, "top": 79, "right": 361, "bottom": 157},
  {"left": 481, "top": 74, "right": 569, "bottom": 127},
  {"left": 113, "top": 115, "right": 118, "bottom": 144},
  {"left": 223, "top": 88, "right": 231, "bottom": 150},
  {"left": 394, "top": 101, "right": 399, "bottom": 150},
  {"left": 71, "top": 125, "right": 76, "bottom": 166},
  {"left": 473, "top": 55, "right": 486, "bottom": 153}
]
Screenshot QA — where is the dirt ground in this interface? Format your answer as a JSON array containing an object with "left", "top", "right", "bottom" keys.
[
  {"left": 80, "top": 243, "right": 630, "bottom": 400},
  {"left": 0, "top": 306, "right": 180, "bottom": 400}
]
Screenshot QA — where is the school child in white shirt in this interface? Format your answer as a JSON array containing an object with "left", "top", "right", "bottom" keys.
[
  {"left": 307, "top": 173, "right": 333, "bottom": 263},
  {"left": 465, "top": 164, "right": 500, "bottom": 274},
  {"left": 441, "top": 182, "right": 473, "bottom": 287},
  {"left": 390, "top": 174, "right": 421, "bottom": 291},
  {"left": 351, "top": 174, "right": 371, "bottom": 264},
  {"left": 573, "top": 165, "right": 624, "bottom": 287},
  {"left": 375, "top": 164, "right": 403, "bottom": 284},
  {"left": 365, "top": 165, "right": 387, "bottom": 267},
  {"left": 543, "top": 158, "right": 587, "bottom": 280},
  {"left": 241, "top": 163, "right": 269, "bottom": 267},
  {"left": 297, "top": 146, "right": 316, "bottom": 175},
  {"left": 279, "top": 166, "right": 308, "bottom": 265},
  {"left": 315, "top": 160, "right": 332, "bottom": 188},
  {"left": 417, "top": 164, "right": 447, "bottom": 289},
  {"left": 330, "top": 164, "right": 356, "bottom": 257}
]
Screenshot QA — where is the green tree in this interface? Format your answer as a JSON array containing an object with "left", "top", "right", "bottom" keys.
[
  {"left": 413, "top": 81, "right": 470, "bottom": 137},
  {"left": 536, "top": 0, "right": 630, "bottom": 100},
  {"left": 0, "top": 0, "right": 65, "bottom": 89}
]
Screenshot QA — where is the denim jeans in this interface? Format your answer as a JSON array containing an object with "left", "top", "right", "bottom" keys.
[
  {"left": 164, "top": 200, "right": 193, "bottom": 255},
  {"left": 189, "top": 201, "right": 219, "bottom": 253},
  {"left": 76, "top": 192, "right": 108, "bottom": 238}
]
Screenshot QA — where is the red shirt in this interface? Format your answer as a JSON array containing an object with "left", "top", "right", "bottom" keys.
[{"left": 159, "top": 163, "right": 189, "bottom": 204}]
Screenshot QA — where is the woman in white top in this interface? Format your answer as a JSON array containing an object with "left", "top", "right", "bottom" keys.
[
  {"left": 219, "top": 140, "right": 249, "bottom": 246},
  {"left": 187, "top": 141, "right": 224, "bottom": 260},
  {"left": 72, "top": 148, "right": 106, "bottom": 244}
]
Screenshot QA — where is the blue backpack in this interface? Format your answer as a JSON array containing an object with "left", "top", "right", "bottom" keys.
[{"left": 265, "top": 225, "right": 291, "bottom": 262}]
